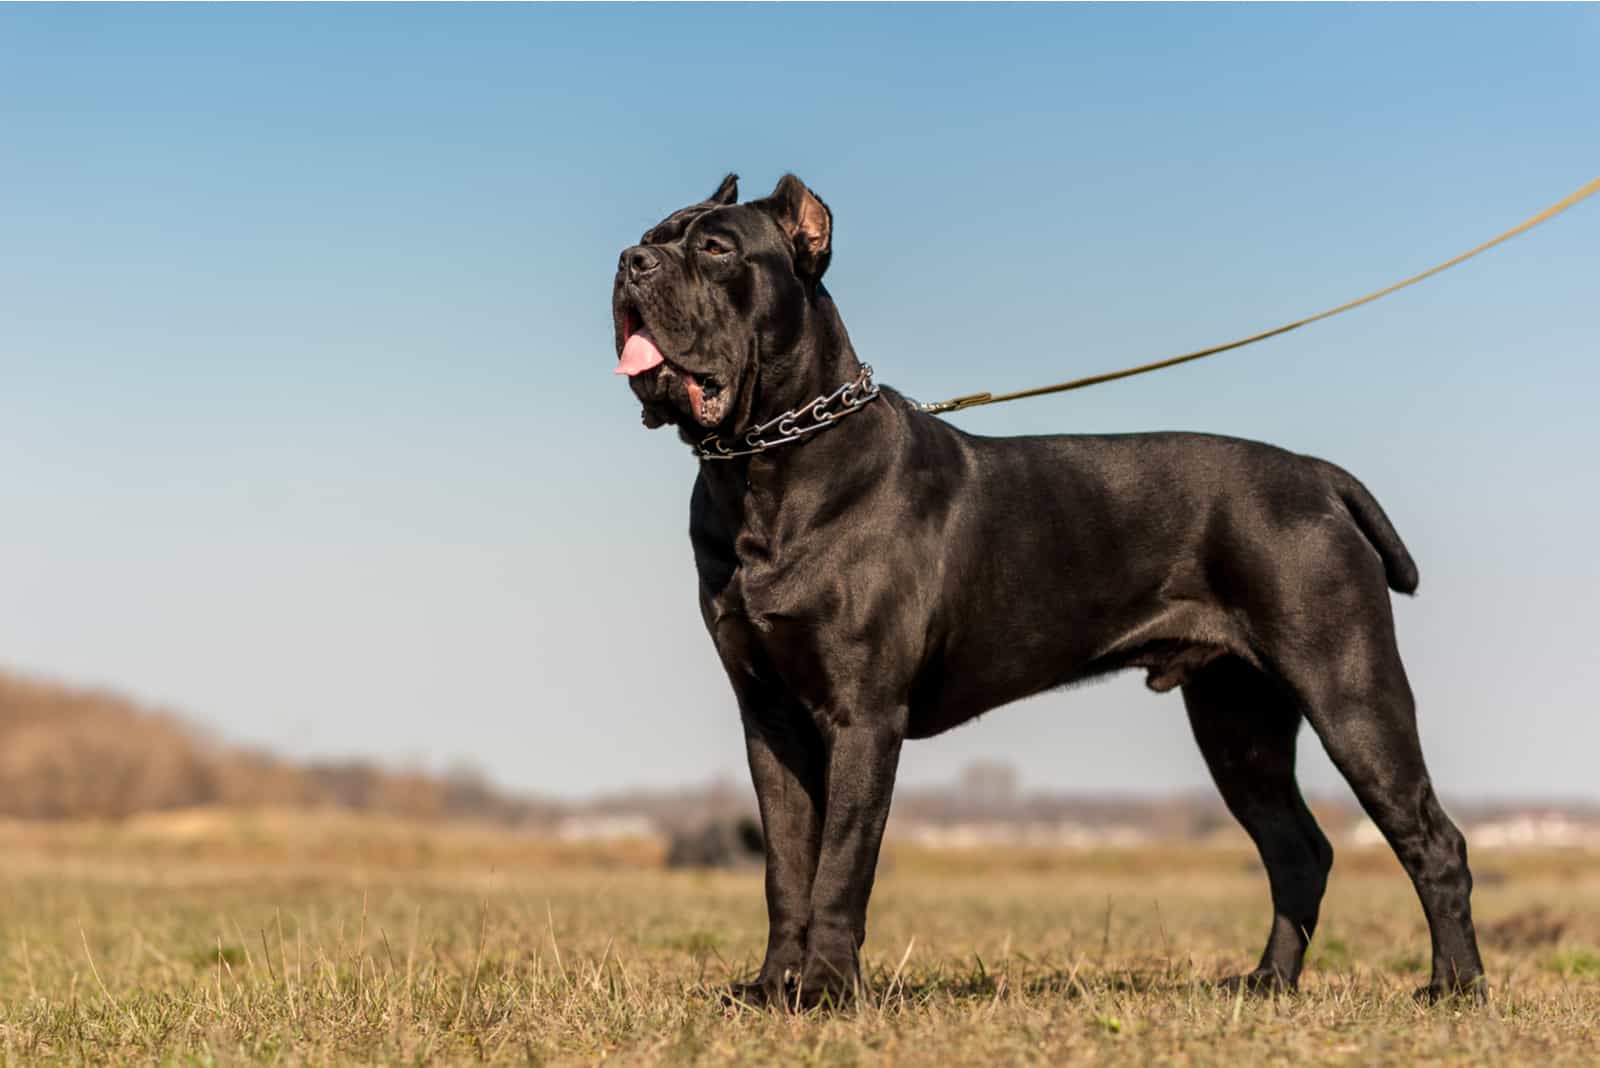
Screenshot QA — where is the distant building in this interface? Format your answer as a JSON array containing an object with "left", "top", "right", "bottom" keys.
[{"left": 958, "top": 761, "right": 1019, "bottom": 811}]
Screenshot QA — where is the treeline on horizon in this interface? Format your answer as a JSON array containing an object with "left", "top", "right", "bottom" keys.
[{"left": 0, "top": 670, "right": 556, "bottom": 824}]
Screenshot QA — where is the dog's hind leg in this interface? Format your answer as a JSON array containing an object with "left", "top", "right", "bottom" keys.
[
  {"left": 1272, "top": 548, "right": 1486, "bottom": 1003},
  {"left": 1184, "top": 656, "right": 1333, "bottom": 993},
  {"left": 1296, "top": 651, "right": 1486, "bottom": 1003}
]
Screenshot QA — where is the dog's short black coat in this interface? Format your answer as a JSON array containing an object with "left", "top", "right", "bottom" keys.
[{"left": 612, "top": 174, "right": 1485, "bottom": 1008}]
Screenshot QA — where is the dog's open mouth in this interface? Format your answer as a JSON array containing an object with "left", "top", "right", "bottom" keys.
[{"left": 615, "top": 306, "right": 728, "bottom": 426}]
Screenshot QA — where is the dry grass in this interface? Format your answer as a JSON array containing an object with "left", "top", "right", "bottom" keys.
[{"left": 2, "top": 813, "right": 1598, "bottom": 1065}]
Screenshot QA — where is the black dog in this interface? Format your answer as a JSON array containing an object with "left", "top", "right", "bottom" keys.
[{"left": 612, "top": 174, "right": 1485, "bottom": 1008}]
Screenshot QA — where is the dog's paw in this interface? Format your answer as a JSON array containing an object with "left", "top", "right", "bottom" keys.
[
  {"left": 795, "top": 956, "right": 861, "bottom": 1011},
  {"left": 722, "top": 973, "right": 793, "bottom": 1012},
  {"left": 1217, "top": 969, "right": 1296, "bottom": 996},
  {"left": 1413, "top": 975, "right": 1488, "bottom": 1007},
  {"left": 795, "top": 973, "right": 858, "bottom": 1011}
]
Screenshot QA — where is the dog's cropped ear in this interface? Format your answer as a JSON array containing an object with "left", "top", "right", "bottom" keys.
[
  {"left": 755, "top": 174, "right": 832, "bottom": 282},
  {"left": 707, "top": 173, "right": 739, "bottom": 206}
]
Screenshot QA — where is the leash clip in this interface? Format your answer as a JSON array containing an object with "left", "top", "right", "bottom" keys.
[{"left": 918, "top": 392, "right": 993, "bottom": 415}]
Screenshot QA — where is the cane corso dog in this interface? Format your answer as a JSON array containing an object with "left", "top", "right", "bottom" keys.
[{"left": 611, "top": 173, "right": 1485, "bottom": 1008}]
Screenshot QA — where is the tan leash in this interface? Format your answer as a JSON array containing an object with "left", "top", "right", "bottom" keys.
[{"left": 919, "top": 176, "right": 1600, "bottom": 415}]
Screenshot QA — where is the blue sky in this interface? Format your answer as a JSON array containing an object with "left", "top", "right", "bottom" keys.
[{"left": 3, "top": 5, "right": 1597, "bottom": 801}]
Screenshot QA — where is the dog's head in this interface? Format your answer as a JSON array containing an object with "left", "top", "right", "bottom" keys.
[{"left": 612, "top": 173, "right": 833, "bottom": 435}]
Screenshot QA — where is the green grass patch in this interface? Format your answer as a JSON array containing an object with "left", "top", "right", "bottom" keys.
[{"left": 1544, "top": 946, "right": 1600, "bottom": 978}]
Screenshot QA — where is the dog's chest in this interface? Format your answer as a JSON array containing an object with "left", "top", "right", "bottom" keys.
[
  {"left": 702, "top": 538, "right": 800, "bottom": 649},
  {"left": 706, "top": 576, "right": 845, "bottom": 723},
  {"left": 699, "top": 512, "right": 844, "bottom": 700}
]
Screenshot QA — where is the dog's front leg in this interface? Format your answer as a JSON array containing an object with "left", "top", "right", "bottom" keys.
[
  {"left": 732, "top": 700, "right": 826, "bottom": 1010},
  {"left": 798, "top": 708, "right": 907, "bottom": 1008}
]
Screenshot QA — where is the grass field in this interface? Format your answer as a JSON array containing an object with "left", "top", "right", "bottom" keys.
[{"left": 1, "top": 811, "right": 1598, "bottom": 1065}]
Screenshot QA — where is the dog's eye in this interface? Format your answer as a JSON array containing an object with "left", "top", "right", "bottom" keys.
[{"left": 701, "top": 238, "right": 731, "bottom": 256}]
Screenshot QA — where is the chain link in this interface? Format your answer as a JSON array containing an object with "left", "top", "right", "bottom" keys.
[{"left": 694, "top": 365, "right": 881, "bottom": 461}]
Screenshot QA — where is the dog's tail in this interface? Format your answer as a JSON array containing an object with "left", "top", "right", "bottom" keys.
[{"left": 1328, "top": 466, "right": 1420, "bottom": 595}]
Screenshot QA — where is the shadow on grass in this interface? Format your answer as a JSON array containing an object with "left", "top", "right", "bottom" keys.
[
  {"left": 707, "top": 958, "right": 1236, "bottom": 1014},
  {"left": 887, "top": 961, "right": 1213, "bottom": 1003}
]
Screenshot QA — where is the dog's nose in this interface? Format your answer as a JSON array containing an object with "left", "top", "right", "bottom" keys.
[{"left": 621, "top": 246, "right": 661, "bottom": 283}]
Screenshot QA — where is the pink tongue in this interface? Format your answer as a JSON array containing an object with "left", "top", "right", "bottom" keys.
[{"left": 615, "top": 331, "right": 666, "bottom": 376}]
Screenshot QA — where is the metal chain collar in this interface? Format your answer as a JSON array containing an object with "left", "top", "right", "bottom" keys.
[{"left": 694, "top": 364, "right": 881, "bottom": 461}]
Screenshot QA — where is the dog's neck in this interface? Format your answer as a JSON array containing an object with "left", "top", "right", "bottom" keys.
[
  {"left": 748, "top": 286, "right": 863, "bottom": 426},
  {"left": 693, "top": 288, "right": 894, "bottom": 524}
]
